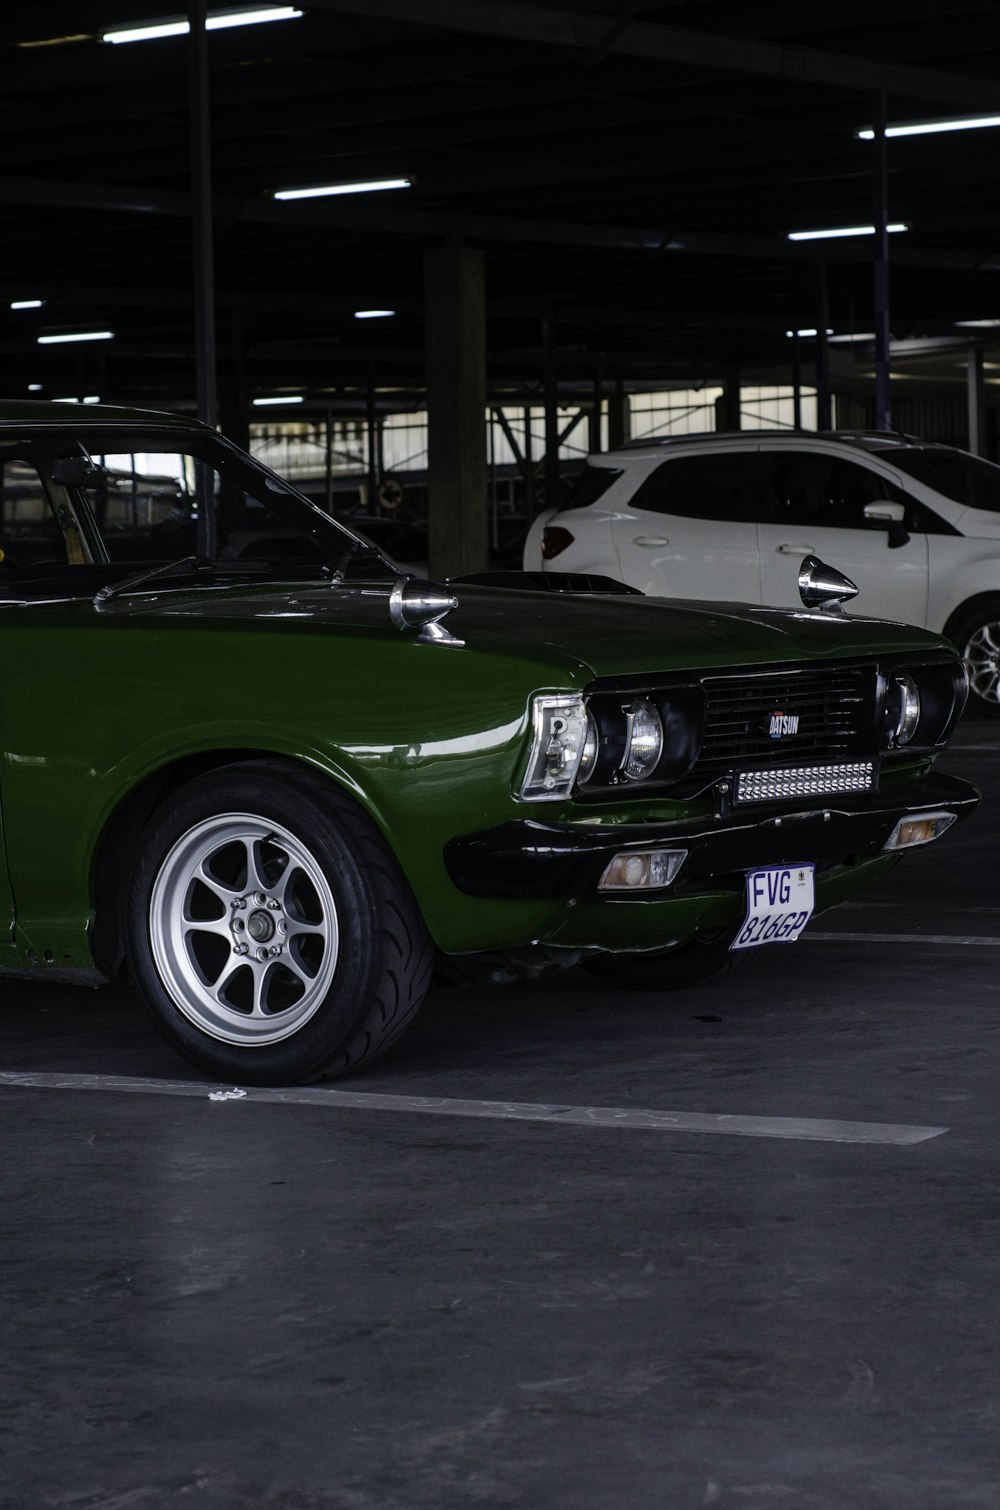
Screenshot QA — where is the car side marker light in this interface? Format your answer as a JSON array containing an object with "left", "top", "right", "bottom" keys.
[
  {"left": 882, "top": 812, "right": 957, "bottom": 851},
  {"left": 598, "top": 849, "right": 687, "bottom": 892}
]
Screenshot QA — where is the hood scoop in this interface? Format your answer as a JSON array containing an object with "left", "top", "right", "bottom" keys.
[{"left": 389, "top": 575, "right": 464, "bottom": 647}]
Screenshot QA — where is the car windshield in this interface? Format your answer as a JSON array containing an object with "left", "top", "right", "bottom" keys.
[
  {"left": 883, "top": 447, "right": 1000, "bottom": 513},
  {"left": 0, "top": 425, "right": 396, "bottom": 588}
]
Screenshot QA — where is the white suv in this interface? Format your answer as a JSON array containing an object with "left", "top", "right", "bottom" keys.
[{"left": 523, "top": 430, "right": 1000, "bottom": 714}]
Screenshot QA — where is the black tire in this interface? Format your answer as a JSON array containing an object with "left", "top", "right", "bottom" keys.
[
  {"left": 582, "top": 931, "right": 749, "bottom": 992},
  {"left": 947, "top": 596, "right": 1000, "bottom": 717},
  {"left": 125, "top": 762, "right": 434, "bottom": 1084}
]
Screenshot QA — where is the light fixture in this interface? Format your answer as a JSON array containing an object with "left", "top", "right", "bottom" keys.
[
  {"left": 37, "top": 330, "right": 113, "bottom": 344},
  {"left": 102, "top": 6, "right": 302, "bottom": 44},
  {"left": 272, "top": 177, "right": 412, "bottom": 201},
  {"left": 354, "top": 309, "right": 396, "bottom": 319},
  {"left": 856, "top": 113, "right": 1000, "bottom": 141},
  {"left": 784, "top": 327, "right": 833, "bottom": 338},
  {"left": 27, "top": 384, "right": 43, "bottom": 392},
  {"left": 10, "top": 299, "right": 44, "bottom": 311},
  {"left": 788, "top": 223, "right": 908, "bottom": 241},
  {"left": 252, "top": 394, "right": 304, "bottom": 406},
  {"left": 955, "top": 319, "right": 1000, "bottom": 329},
  {"left": 82, "top": 396, "right": 102, "bottom": 404},
  {"left": 828, "top": 331, "right": 877, "bottom": 344}
]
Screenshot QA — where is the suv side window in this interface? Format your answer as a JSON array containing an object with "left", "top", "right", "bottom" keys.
[
  {"left": 767, "top": 452, "right": 893, "bottom": 528},
  {"left": 629, "top": 451, "right": 759, "bottom": 521}
]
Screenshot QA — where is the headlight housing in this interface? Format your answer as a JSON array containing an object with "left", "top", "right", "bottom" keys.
[
  {"left": 519, "top": 694, "right": 591, "bottom": 801},
  {"left": 519, "top": 687, "right": 704, "bottom": 801},
  {"left": 884, "top": 672, "right": 921, "bottom": 747}
]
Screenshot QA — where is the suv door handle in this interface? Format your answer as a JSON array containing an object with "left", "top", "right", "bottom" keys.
[
  {"left": 775, "top": 542, "right": 813, "bottom": 554},
  {"left": 633, "top": 535, "right": 669, "bottom": 546}
]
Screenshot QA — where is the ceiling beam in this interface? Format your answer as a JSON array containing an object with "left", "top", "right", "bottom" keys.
[
  {"left": 301, "top": 0, "right": 1000, "bottom": 111},
  {"left": 2, "top": 172, "right": 1000, "bottom": 276}
]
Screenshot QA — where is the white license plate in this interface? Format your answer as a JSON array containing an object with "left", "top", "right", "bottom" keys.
[{"left": 730, "top": 864, "right": 815, "bottom": 951}]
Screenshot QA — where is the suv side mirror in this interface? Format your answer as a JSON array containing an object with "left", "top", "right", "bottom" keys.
[{"left": 863, "top": 499, "right": 910, "bottom": 550}]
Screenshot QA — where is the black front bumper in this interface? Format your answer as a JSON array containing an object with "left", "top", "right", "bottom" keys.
[{"left": 444, "top": 770, "right": 980, "bottom": 899}]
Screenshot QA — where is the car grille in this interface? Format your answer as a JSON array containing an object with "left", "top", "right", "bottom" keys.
[{"left": 692, "top": 665, "right": 875, "bottom": 798}]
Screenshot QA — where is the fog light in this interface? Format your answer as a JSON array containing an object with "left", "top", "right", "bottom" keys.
[
  {"left": 882, "top": 811, "right": 957, "bottom": 851},
  {"left": 598, "top": 848, "right": 687, "bottom": 891}
]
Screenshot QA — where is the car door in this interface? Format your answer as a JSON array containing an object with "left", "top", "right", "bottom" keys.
[
  {"left": 756, "top": 448, "right": 930, "bottom": 625},
  {"left": 610, "top": 447, "right": 763, "bottom": 603}
]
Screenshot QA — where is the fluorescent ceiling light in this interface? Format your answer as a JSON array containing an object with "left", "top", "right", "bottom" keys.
[
  {"left": 856, "top": 113, "right": 1000, "bottom": 140},
  {"left": 102, "top": 6, "right": 301, "bottom": 44},
  {"left": 10, "top": 299, "right": 44, "bottom": 310},
  {"left": 37, "top": 330, "right": 113, "bottom": 344},
  {"left": 828, "top": 332, "right": 877, "bottom": 344},
  {"left": 955, "top": 318, "right": 1000, "bottom": 329},
  {"left": 82, "top": 396, "right": 102, "bottom": 404},
  {"left": 253, "top": 395, "right": 304, "bottom": 406},
  {"left": 273, "top": 177, "right": 412, "bottom": 201},
  {"left": 354, "top": 309, "right": 396, "bottom": 319},
  {"left": 788, "top": 223, "right": 908, "bottom": 241},
  {"left": 784, "top": 327, "right": 833, "bottom": 338},
  {"left": 27, "top": 384, "right": 43, "bottom": 392}
]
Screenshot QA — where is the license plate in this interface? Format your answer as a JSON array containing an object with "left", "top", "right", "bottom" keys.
[{"left": 730, "top": 864, "right": 815, "bottom": 951}]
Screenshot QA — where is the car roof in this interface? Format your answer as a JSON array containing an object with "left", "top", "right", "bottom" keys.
[
  {"left": 604, "top": 428, "right": 954, "bottom": 461},
  {"left": 0, "top": 399, "right": 205, "bottom": 429}
]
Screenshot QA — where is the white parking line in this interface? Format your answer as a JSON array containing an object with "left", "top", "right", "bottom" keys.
[
  {"left": 806, "top": 931, "right": 1000, "bottom": 946},
  {"left": 0, "top": 1070, "right": 945, "bottom": 1146}
]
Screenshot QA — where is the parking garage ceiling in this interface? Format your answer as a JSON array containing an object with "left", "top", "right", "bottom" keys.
[{"left": 4, "top": 0, "right": 1000, "bottom": 411}]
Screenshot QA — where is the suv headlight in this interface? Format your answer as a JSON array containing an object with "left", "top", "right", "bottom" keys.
[{"left": 519, "top": 694, "right": 591, "bottom": 801}]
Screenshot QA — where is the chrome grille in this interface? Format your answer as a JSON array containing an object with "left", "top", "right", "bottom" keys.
[{"left": 694, "top": 665, "right": 872, "bottom": 784}]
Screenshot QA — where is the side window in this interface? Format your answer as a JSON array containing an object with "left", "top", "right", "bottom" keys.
[
  {"left": 766, "top": 453, "right": 890, "bottom": 529},
  {"left": 766, "top": 452, "right": 825, "bottom": 527},
  {"left": 821, "top": 458, "right": 890, "bottom": 526},
  {"left": 629, "top": 452, "right": 759, "bottom": 521},
  {"left": 0, "top": 458, "right": 69, "bottom": 567}
]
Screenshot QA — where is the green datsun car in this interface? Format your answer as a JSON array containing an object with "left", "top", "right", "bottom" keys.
[{"left": 0, "top": 403, "right": 978, "bottom": 1083}]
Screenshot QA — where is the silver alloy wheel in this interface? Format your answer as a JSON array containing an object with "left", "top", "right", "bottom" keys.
[
  {"left": 149, "top": 812, "right": 340, "bottom": 1046},
  {"left": 964, "top": 622, "right": 1000, "bottom": 705}
]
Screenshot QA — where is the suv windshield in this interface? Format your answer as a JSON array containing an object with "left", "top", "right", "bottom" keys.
[{"left": 883, "top": 447, "right": 1000, "bottom": 513}]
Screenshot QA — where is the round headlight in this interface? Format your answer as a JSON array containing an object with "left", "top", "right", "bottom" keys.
[
  {"left": 621, "top": 698, "right": 663, "bottom": 781},
  {"left": 890, "top": 673, "right": 921, "bottom": 746},
  {"left": 577, "top": 709, "right": 600, "bottom": 784}
]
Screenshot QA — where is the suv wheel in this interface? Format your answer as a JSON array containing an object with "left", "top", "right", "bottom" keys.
[{"left": 949, "top": 597, "right": 1000, "bottom": 716}]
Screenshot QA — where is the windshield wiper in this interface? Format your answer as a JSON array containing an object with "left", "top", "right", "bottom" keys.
[{"left": 93, "top": 554, "right": 211, "bottom": 606}]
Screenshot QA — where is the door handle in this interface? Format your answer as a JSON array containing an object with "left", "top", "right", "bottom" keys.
[
  {"left": 633, "top": 535, "right": 669, "bottom": 547},
  {"left": 775, "top": 542, "right": 813, "bottom": 554}
]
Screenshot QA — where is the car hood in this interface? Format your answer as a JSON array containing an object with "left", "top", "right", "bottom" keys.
[{"left": 115, "top": 578, "right": 953, "bottom": 680}]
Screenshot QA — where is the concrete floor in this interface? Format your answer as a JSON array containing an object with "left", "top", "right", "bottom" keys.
[{"left": 3, "top": 727, "right": 1000, "bottom": 1508}]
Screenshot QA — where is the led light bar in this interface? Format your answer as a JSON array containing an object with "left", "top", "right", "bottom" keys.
[
  {"left": 784, "top": 327, "right": 833, "bottom": 338},
  {"left": 354, "top": 309, "right": 396, "bottom": 319},
  {"left": 102, "top": 7, "right": 301, "bottom": 44},
  {"left": 272, "top": 177, "right": 412, "bottom": 201},
  {"left": 253, "top": 394, "right": 304, "bottom": 406},
  {"left": 788, "top": 224, "right": 908, "bottom": 242},
  {"left": 37, "top": 330, "right": 114, "bottom": 345},
  {"left": 10, "top": 299, "right": 44, "bottom": 310},
  {"left": 856, "top": 114, "right": 1000, "bottom": 141},
  {"left": 736, "top": 763, "right": 875, "bottom": 804}
]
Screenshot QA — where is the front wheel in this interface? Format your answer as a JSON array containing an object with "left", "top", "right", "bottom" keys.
[
  {"left": 949, "top": 596, "right": 1000, "bottom": 716},
  {"left": 582, "top": 931, "right": 749, "bottom": 992},
  {"left": 126, "top": 764, "right": 434, "bottom": 1084}
]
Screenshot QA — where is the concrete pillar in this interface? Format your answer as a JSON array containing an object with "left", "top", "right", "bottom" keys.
[
  {"left": 607, "top": 376, "right": 630, "bottom": 449},
  {"left": 968, "top": 345, "right": 986, "bottom": 457},
  {"left": 423, "top": 247, "right": 488, "bottom": 578}
]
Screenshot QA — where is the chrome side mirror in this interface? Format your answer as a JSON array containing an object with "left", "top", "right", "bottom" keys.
[
  {"left": 389, "top": 575, "right": 464, "bottom": 646},
  {"left": 798, "top": 555, "right": 859, "bottom": 613}
]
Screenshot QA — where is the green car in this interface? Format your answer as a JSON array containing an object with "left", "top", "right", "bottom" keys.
[{"left": 0, "top": 402, "right": 978, "bottom": 1083}]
